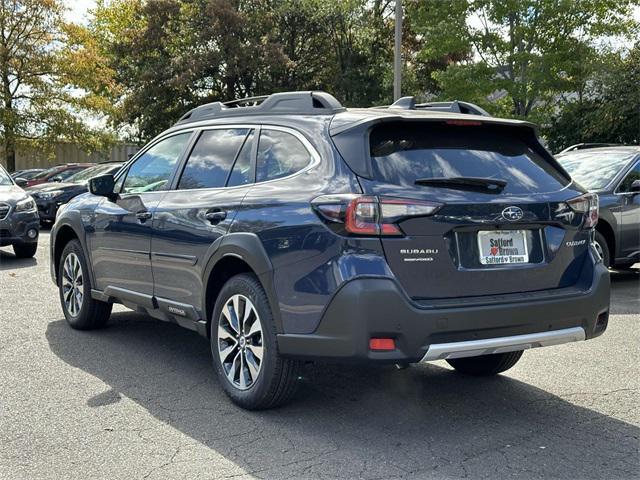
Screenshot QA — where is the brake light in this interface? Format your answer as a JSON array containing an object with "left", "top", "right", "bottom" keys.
[
  {"left": 567, "top": 193, "right": 599, "bottom": 228},
  {"left": 312, "top": 195, "right": 442, "bottom": 236},
  {"left": 445, "top": 120, "right": 482, "bottom": 126}
]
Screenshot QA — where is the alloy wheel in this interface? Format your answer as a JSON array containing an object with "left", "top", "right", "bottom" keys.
[
  {"left": 62, "top": 252, "right": 84, "bottom": 317},
  {"left": 217, "top": 294, "right": 264, "bottom": 390}
]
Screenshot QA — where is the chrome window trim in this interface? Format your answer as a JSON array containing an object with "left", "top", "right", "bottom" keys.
[{"left": 117, "top": 124, "right": 322, "bottom": 194}]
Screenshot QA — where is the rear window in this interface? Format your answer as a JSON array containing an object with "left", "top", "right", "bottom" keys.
[
  {"left": 256, "top": 129, "right": 312, "bottom": 182},
  {"left": 369, "top": 123, "right": 569, "bottom": 194}
]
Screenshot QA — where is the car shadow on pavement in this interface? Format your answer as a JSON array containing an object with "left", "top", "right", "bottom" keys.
[
  {"left": 45, "top": 313, "right": 639, "bottom": 479},
  {"left": 0, "top": 249, "right": 37, "bottom": 270},
  {"left": 610, "top": 268, "right": 639, "bottom": 315}
]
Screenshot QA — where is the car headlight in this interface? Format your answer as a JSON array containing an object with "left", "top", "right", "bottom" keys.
[
  {"left": 15, "top": 196, "right": 36, "bottom": 213},
  {"left": 38, "top": 190, "right": 64, "bottom": 200}
]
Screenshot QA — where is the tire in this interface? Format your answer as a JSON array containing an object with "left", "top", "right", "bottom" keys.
[
  {"left": 211, "top": 273, "right": 302, "bottom": 410},
  {"left": 13, "top": 243, "right": 37, "bottom": 258},
  {"left": 447, "top": 351, "right": 523, "bottom": 376},
  {"left": 594, "top": 230, "right": 611, "bottom": 268},
  {"left": 58, "top": 239, "right": 112, "bottom": 330}
]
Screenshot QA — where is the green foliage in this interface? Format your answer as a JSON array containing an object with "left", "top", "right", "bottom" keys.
[
  {"left": 3, "top": 0, "right": 639, "bottom": 152},
  {"left": 545, "top": 44, "right": 640, "bottom": 151},
  {"left": 408, "top": 0, "right": 639, "bottom": 120},
  {"left": 88, "top": 0, "right": 397, "bottom": 140},
  {"left": 0, "top": 0, "right": 116, "bottom": 171}
]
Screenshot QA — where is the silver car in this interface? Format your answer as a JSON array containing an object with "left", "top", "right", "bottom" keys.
[{"left": 0, "top": 165, "right": 40, "bottom": 258}]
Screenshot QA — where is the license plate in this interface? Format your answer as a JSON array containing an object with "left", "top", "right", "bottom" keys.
[{"left": 477, "top": 230, "right": 529, "bottom": 265}]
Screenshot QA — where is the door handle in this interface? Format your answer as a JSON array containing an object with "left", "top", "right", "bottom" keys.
[
  {"left": 136, "top": 211, "right": 152, "bottom": 222},
  {"left": 205, "top": 210, "right": 227, "bottom": 224}
]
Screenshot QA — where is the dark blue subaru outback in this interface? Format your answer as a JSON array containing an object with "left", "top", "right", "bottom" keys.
[{"left": 50, "top": 91, "right": 610, "bottom": 409}]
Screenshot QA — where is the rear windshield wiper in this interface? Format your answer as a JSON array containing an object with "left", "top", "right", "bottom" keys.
[{"left": 414, "top": 176, "right": 507, "bottom": 192}]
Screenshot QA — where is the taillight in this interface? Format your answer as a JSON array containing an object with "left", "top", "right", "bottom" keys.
[
  {"left": 312, "top": 195, "right": 442, "bottom": 236},
  {"left": 567, "top": 193, "right": 599, "bottom": 228}
]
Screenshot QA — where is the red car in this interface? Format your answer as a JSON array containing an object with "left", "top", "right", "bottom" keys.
[{"left": 23, "top": 164, "right": 93, "bottom": 187}]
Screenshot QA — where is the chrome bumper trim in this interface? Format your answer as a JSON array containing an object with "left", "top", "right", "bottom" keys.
[{"left": 421, "top": 327, "right": 586, "bottom": 362}]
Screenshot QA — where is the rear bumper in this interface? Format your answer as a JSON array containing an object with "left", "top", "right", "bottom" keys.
[
  {"left": 277, "top": 263, "right": 610, "bottom": 363},
  {"left": 0, "top": 212, "right": 39, "bottom": 247}
]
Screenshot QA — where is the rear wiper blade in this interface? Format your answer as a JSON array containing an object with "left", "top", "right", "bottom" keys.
[{"left": 414, "top": 176, "right": 507, "bottom": 191}]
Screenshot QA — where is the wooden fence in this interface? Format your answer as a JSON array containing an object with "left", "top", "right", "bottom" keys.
[{"left": 1, "top": 142, "right": 139, "bottom": 172}]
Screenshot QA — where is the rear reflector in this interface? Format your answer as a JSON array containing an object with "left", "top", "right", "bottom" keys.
[{"left": 369, "top": 338, "right": 396, "bottom": 351}]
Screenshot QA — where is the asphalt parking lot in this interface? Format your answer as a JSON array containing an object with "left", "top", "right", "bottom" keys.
[{"left": 0, "top": 231, "right": 638, "bottom": 480}]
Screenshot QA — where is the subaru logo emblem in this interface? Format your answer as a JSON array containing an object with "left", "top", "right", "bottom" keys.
[{"left": 502, "top": 206, "right": 524, "bottom": 221}]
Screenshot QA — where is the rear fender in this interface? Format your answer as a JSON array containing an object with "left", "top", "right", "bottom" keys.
[{"left": 201, "top": 233, "right": 281, "bottom": 332}]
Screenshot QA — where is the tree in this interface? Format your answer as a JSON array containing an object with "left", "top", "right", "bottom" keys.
[
  {"left": 545, "top": 44, "right": 640, "bottom": 151},
  {"left": 0, "top": 0, "right": 114, "bottom": 171},
  {"left": 88, "top": 0, "right": 397, "bottom": 141},
  {"left": 407, "top": 0, "right": 639, "bottom": 119},
  {"left": 1, "top": 0, "right": 59, "bottom": 171}
]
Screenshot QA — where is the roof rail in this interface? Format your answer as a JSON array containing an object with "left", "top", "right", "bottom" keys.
[
  {"left": 558, "top": 143, "right": 624, "bottom": 154},
  {"left": 381, "top": 97, "right": 491, "bottom": 117},
  {"left": 175, "top": 91, "right": 345, "bottom": 125}
]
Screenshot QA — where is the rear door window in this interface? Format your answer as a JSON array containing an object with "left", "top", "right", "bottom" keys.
[
  {"left": 178, "top": 128, "right": 249, "bottom": 190},
  {"left": 369, "top": 123, "right": 569, "bottom": 194},
  {"left": 256, "top": 129, "right": 312, "bottom": 182}
]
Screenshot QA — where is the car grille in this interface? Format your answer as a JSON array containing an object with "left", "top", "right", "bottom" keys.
[
  {"left": 0, "top": 229, "right": 10, "bottom": 238},
  {"left": 0, "top": 203, "right": 10, "bottom": 220}
]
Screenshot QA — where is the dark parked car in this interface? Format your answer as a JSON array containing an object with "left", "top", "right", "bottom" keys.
[
  {"left": 50, "top": 91, "right": 610, "bottom": 409},
  {"left": 11, "top": 169, "right": 44, "bottom": 181},
  {"left": 556, "top": 146, "right": 640, "bottom": 269},
  {"left": 24, "top": 163, "right": 92, "bottom": 187},
  {"left": 0, "top": 165, "right": 39, "bottom": 258},
  {"left": 28, "top": 162, "right": 124, "bottom": 225}
]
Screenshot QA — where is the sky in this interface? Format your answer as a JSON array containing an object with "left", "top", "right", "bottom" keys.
[{"left": 64, "top": 0, "right": 94, "bottom": 24}]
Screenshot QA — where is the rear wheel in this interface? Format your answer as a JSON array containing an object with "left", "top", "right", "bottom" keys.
[
  {"left": 211, "top": 273, "right": 302, "bottom": 409},
  {"left": 58, "top": 239, "right": 112, "bottom": 330},
  {"left": 447, "top": 351, "right": 523, "bottom": 376},
  {"left": 594, "top": 231, "right": 611, "bottom": 268},
  {"left": 13, "top": 243, "right": 37, "bottom": 258}
]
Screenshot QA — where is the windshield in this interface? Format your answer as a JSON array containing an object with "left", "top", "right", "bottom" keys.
[
  {"left": 0, "top": 167, "right": 12, "bottom": 186},
  {"left": 67, "top": 164, "right": 116, "bottom": 183},
  {"left": 556, "top": 151, "right": 636, "bottom": 190}
]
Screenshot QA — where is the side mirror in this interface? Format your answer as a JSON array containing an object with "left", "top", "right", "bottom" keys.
[
  {"left": 50, "top": 176, "right": 63, "bottom": 182},
  {"left": 631, "top": 179, "right": 640, "bottom": 193},
  {"left": 89, "top": 174, "right": 116, "bottom": 200},
  {"left": 15, "top": 178, "right": 28, "bottom": 188}
]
